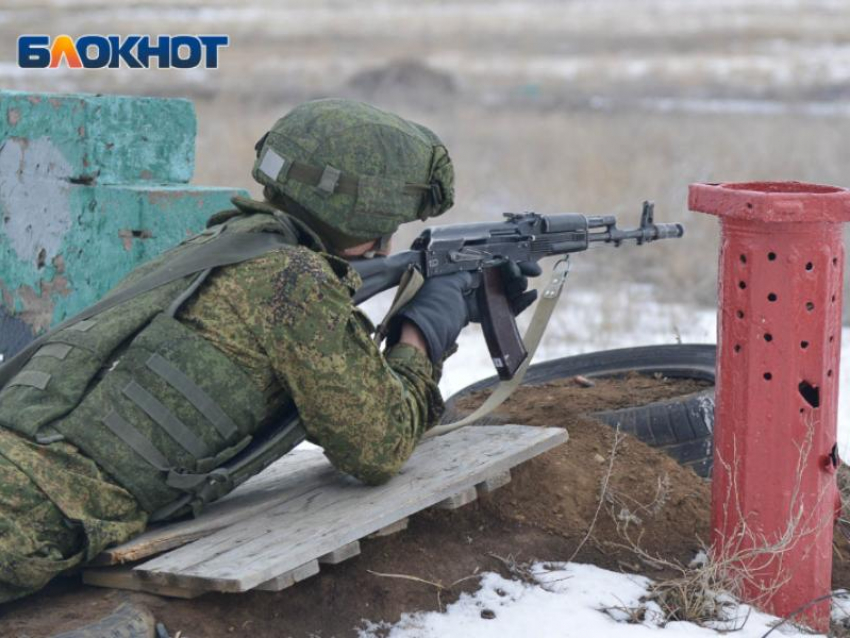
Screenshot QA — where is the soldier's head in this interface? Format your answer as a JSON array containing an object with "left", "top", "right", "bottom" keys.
[{"left": 252, "top": 99, "right": 454, "bottom": 257}]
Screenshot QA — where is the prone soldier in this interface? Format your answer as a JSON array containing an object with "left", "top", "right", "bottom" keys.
[{"left": 0, "top": 99, "right": 539, "bottom": 601}]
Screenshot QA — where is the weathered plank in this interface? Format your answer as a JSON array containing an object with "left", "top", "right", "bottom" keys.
[
  {"left": 83, "top": 567, "right": 204, "bottom": 599},
  {"left": 367, "top": 518, "right": 409, "bottom": 539},
  {"left": 477, "top": 470, "right": 512, "bottom": 495},
  {"left": 93, "top": 447, "right": 331, "bottom": 565},
  {"left": 436, "top": 486, "right": 478, "bottom": 510},
  {"left": 255, "top": 560, "right": 320, "bottom": 592},
  {"left": 319, "top": 541, "right": 361, "bottom": 565},
  {"left": 135, "top": 425, "right": 566, "bottom": 593}
]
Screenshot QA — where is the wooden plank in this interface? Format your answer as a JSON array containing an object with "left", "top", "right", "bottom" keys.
[
  {"left": 135, "top": 425, "right": 566, "bottom": 592},
  {"left": 319, "top": 541, "right": 361, "bottom": 565},
  {"left": 436, "top": 486, "right": 478, "bottom": 510},
  {"left": 367, "top": 518, "right": 409, "bottom": 538},
  {"left": 93, "top": 447, "right": 332, "bottom": 565},
  {"left": 83, "top": 567, "right": 204, "bottom": 599},
  {"left": 477, "top": 470, "right": 512, "bottom": 495},
  {"left": 254, "top": 560, "right": 320, "bottom": 592}
]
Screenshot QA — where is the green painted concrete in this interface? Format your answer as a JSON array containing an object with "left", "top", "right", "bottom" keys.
[
  {"left": 0, "top": 91, "right": 250, "bottom": 358},
  {"left": 0, "top": 184, "right": 246, "bottom": 329},
  {"left": 0, "top": 90, "right": 196, "bottom": 184}
]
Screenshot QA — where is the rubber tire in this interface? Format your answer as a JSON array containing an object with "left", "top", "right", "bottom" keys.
[{"left": 441, "top": 344, "right": 717, "bottom": 477}]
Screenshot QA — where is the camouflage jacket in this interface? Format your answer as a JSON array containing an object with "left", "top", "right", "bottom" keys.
[{"left": 176, "top": 213, "right": 444, "bottom": 485}]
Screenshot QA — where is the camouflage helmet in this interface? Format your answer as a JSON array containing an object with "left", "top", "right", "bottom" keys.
[{"left": 252, "top": 98, "right": 455, "bottom": 250}]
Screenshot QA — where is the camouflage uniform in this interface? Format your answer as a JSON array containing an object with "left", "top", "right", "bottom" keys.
[
  {"left": 0, "top": 98, "right": 453, "bottom": 601},
  {"left": 176, "top": 245, "right": 443, "bottom": 484},
  {"left": 0, "top": 228, "right": 443, "bottom": 602}
]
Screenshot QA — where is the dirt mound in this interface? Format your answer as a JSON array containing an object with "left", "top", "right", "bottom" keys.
[
  {"left": 3, "top": 374, "right": 848, "bottom": 638},
  {"left": 455, "top": 374, "right": 712, "bottom": 567}
]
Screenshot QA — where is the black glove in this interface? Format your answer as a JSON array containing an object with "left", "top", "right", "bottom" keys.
[
  {"left": 502, "top": 260, "right": 542, "bottom": 316},
  {"left": 465, "top": 261, "right": 542, "bottom": 323},
  {"left": 387, "top": 271, "right": 477, "bottom": 364}
]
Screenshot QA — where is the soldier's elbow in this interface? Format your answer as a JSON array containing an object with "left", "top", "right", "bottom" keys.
[{"left": 349, "top": 458, "right": 404, "bottom": 486}]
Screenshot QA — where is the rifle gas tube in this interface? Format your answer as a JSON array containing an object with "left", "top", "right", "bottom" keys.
[{"left": 352, "top": 202, "right": 684, "bottom": 379}]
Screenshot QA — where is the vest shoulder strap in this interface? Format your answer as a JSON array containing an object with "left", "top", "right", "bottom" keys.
[{"left": 0, "top": 229, "right": 294, "bottom": 389}]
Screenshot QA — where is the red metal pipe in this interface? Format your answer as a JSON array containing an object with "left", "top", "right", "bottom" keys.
[{"left": 689, "top": 181, "right": 850, "bottom": 631}]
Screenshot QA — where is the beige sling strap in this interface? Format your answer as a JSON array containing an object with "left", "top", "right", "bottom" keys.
[
  {"left": 373, "top": 266, "right": 426, "bottom": 344},
  {"left": 425, "top": 257, "right": 571, "bottom": 438}
]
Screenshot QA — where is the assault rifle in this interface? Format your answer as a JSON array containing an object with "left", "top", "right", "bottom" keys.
[{"left": 352, "top": 202, "right": 683, "bottom": 380}]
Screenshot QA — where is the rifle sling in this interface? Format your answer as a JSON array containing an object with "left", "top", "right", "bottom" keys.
[
  {"left": 0, "top": 230, "right": 293, "bottom": 390},
  {"left": 373, "top": 266, "right": 425, "bottom": 344},
  {"left": 425, "top": 257, "right": 571, "bottom": 438}
]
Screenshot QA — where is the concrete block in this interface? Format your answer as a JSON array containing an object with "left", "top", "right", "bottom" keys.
[
  {"left": 0, "top": 183, "right": 247, "bottom": 360},
  {"left": 0, "top": 91, "right": 196, "bottom": 184}
]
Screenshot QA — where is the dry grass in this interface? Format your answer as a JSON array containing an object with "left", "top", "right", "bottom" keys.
[{"left": 586, "top": 413, "right": 847, "bottom": 635}]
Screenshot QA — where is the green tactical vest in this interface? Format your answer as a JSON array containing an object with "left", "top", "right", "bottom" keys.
[{"left": 0, "top": 200, "right": 319, "bottom": 520}]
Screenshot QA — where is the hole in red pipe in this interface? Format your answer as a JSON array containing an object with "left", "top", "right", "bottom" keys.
[
  {"left": 740, "top": 254, "right": 747, "bottom": 263},
  {"left": 801, "top": 341, "right": 809, "bottom": 349},
  {"left": 736, "top": 310, "right": 744, "bottom": 319},
  {"left": 830, "top": 335, "right": 835, "bottom": 343},
  {"left": 734, "top": 344, "right": 741, "bottom": 353},
  {"left": 764, "top": 333, "right": 773, "bottom": 342},
  {"left": 764, "top": 372, "right": 773, "bottom": 380},
  {"left": 739, "top": 281, "right": 747, "bottom": 290},
  {"left": 806, "top": 302, "right": 815, "bottom": 311},
  {"left": 768, "top": 252, "right": 777, "bottom": 261},
  {"left": 834, "top": 257, "right": 839, "bottom": 267},
  {"left": 832, "top": 295, "right": 837, "bottom": 303},
  {"left": 767, "top": 293, "right": 777, "bottom": 302},
  {"left": 805, "top": 262, "right": 813, "bottom": 271},
  {"left": 799, "top": 381, "right": 820, "bottom": 408},
  {"left": 828, "top": 370, "right": 833, "bottom": 377}
]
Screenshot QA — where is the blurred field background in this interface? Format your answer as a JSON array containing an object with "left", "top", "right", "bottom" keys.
[{"left": 2, "top": 0, "right": 849, "bottom": 312}]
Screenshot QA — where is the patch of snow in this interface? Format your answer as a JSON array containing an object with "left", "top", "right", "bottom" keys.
[
  {"left": 833, "top": 590, "right": 850, "bottom": 625},
  {"left": 689, "top": 550, "right": 709, "bottom": 568},
  {"left": 359, "top": 562, "right": 823, "bottom": 638}
]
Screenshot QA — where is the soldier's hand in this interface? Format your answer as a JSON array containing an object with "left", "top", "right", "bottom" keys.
[
  {"left": 387, "top": 272, "right": 477, "bottom": 364},
  {"left": 503, "top": 260, "right": 542, "bottom": 317}
]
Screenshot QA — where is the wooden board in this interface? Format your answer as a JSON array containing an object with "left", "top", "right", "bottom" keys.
[
  {"left": 134, "top": 425, "right": 566, "bottom": 593},
  {"left": 318, "top": 541, "right": 361, "bottom": 565},
  {"left": 255, "top": 560, "right": 320, "bottom": 592},
  {"left": 367, "top": 518, "right": 409, "bottom": 538},
  {"left": 83, "top": 567, "right": 203, "bottom": 599},
  {"left": 93, "top": 448, "right": 332, "bottom": 565}
]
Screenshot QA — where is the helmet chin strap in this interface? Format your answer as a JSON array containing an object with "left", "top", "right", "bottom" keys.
[{"left": 361, "top": 234, "right": 393, "bottom": 259}]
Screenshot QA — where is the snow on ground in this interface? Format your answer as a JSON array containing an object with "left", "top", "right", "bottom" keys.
[
  {"left": 358, "top": 563, "right": 823, "bottom": 638},
  {"left": 359, "top": 281, "right": 850, "bottom": 638}
]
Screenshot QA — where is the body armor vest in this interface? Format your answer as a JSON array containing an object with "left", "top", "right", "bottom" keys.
[{"left": 0, "top": 202, "right": 315, "bottom": 520}]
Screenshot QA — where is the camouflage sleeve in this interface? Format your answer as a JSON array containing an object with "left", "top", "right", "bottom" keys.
[{"left": 227, "top": 248, "right": 444, "bottom": 485}]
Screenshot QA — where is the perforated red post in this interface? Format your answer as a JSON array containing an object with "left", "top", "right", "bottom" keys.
[{"left": 689, "top": 181, "right": 850, "bottom": 631}]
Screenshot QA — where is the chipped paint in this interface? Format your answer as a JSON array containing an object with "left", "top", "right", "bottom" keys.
[
  {"left": 6, "top": 109, "right": 19, "bottom": 126},
  {"left": 0, "top": 137, "right": 73, "bottom": 263},
  {"left": 0, "top": 90, "right": 247, "bottom": 358},
  {"left": 118, "top": 229, "right": 154, "bottom": 251},
  {"left": 0, "top": 90, "right": 197, "bottom": 185},
  {"left": 15, "top": 275, "right": 70, "bottom": 334}
]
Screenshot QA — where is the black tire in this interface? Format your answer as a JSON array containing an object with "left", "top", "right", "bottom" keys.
[{"left": 442, "top": 344, "right": 717, "bottom": 477}]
